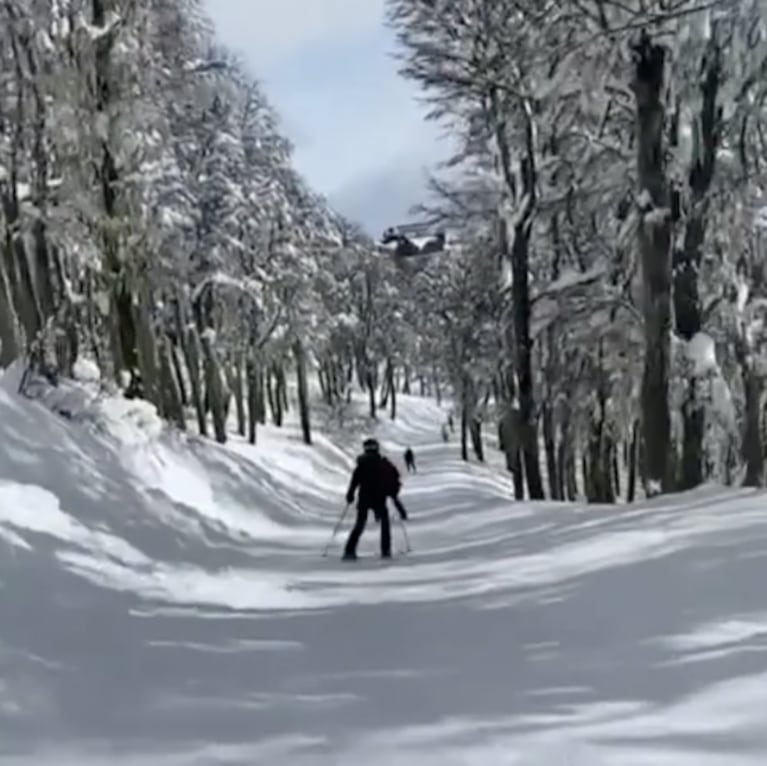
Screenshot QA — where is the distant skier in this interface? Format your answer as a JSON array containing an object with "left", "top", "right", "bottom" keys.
[
  {"left": 441, "top": 423, "right": 449, "bottom": 442},
  {"left": 404, "top": 446, "right": 416, "bottom": 473},
  {"left": 343, "top": 438, "right": 407, "bottom": 560}
]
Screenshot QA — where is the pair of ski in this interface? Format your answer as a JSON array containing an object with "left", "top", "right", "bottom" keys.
[
  {"left": 339, "top": 550, "right": 410, "bottom": 563},
  {"left": 321, "top": 503, "right": 411, "bottom": 559}
]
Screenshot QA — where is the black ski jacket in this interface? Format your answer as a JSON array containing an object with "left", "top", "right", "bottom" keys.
[{"left": 346, "top": 453, "right": 389, "bottom": 508}]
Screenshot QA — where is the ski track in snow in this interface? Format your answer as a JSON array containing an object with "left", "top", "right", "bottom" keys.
[{"left": 1, "top": 375, "right": 767, "bottom": 763}]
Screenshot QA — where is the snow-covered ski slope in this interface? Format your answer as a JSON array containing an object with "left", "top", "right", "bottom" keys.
[{"left": 2, "top": 369, "right": 767, "bottom": 764}]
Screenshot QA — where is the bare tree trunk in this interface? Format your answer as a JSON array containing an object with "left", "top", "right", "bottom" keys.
[
  {"left": 0, "top": 256, "right": 19, "bottom": 366},
  {"left": 679, "top": 391, "right": 704, "bottom": 486},
  {"left": 582, "top": 453, "right": 591, "bottom": 502},
  {"left": 246, "top": 355, "right": 261, "bottom": 445},
  {"left": 566, "top": 453, "right": 578, "bottom": 501},
  {"left": 674, "top": 39, "right": 721, "bottom": 491},
  {"left": 632, "top": 32, "right": 673, "bottom": 495},
  {"left": 277, "top": 364, "right": 288, "bottom": 413},
  {"left": 556, "top": 419, "right": 568, "bottom": 501},
  {"left": 293, "top": 338, "right": 311, "bottom": 445},
  {"left": 22, "top": 30, "right": 57, "bottom": 328},
  {"left": 2, "top": 15, "right": 43, "bottom": 345},
  {"left": 585, "top": 419, "right": 605, "bottom": 504},
  {"left": 494, "top": 91, "right": 544, "bottom": 499},
  {"left": 331, "top": 358, "right": 343, "bottom": 401},
  {"left": 387, "top": 359, "right": 396, "bottom": 419},
  {"left": 257, "top": 367, "right": 267, "bottom": 423},
  {"left": 93, "top": 0, "right": 139, "bottom": 379},
  {"left": 85, "top": 270, "right": 105, "bottom": 378},
  {"left": 433, "top": 367, "right": 442, "bottom": 405},
  {"left": 170, "top": 343, "right": 187, "bottom": 407},
  {"left": 559, "top": 427, "right": 577, "bottom": 502},
  {"left": 585, "top": 344, "right": 616, "bottom": 504},
  {"left": 127, "top": 288, "right": 158, "bottom": 408},
  {"left": 266, "top": 367, "right": 275, "bottom": 421},
  {"left": 366, "top": 369, "right": 376, "bottom": 419},
  {"left": 469, "top": 418, "right": 484, "bottom": 461},
  {"left": 379, "top": 362, "right": 390, "bottom": 408},
  {"left": 740, "top": 354, "right": 763, "bottom": 486},
  {"left": 159, "top": 336, "right": 185, "bottom": 430},
  {"left": 556, "top": 388, "right": 578, "bottom": 502},
  {"left": 510, "top": 271, "right": 544, "bottom": 496},
  {"left": 267, "top": 364, "right": 283, "bottom": 426},
  {"left": 178, "top": 307, "right": 206, "bottom": 437},
  {"left": 542, "top": 400, "right": 559, "bottom": 499},
  {"left": 317, "top": 362, "right": 328, "bottom": 405},
  {"left": 460, "top": 402, "right": 469, "bottom": 462},
  {"left": 499, "top": 408, "right": 524, "bottom": 499},
  {"left": 346, "top": 357, "right": 354, "bottom": 399},
  {"left": 225, "top": 356, "right": 246, "bottom": 437},
  {"left": 1, "top": 197, "right": 41, "bottom": 344},
  {"left": 200, "top": 330, "right": 228, "bottom": 444},
  {"left": 627, "top": 419, "right": 639, "bottom": 502}
]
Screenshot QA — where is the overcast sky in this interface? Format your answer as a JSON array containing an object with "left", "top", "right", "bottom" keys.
[{"left": 202, "top": 0, "right": 450, "bottom": 235}]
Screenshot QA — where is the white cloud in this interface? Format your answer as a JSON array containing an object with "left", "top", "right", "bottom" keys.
[
  {"left": 202, "top": 0, "right": 450, "bottom": 229},
  {"left": 205, "top": 0, "right": 385, "bottom": 70},
  {"left": 278, "top": 75, "right": 443, "bottom": 190},
  {"left": 329, "top": 155, "right": 432, "bottom": 235}
]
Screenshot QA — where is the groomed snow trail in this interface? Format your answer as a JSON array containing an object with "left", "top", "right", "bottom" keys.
[{"left": 1, "top": 377, "right": 767, "bottom": 764}]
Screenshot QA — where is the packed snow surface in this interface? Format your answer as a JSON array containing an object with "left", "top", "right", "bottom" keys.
[{"left": 1, "top": 369, "right": 767, "bottom": 764}]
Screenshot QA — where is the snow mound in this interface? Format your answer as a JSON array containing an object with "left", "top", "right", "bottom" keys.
[
  {"left": 686, "top": 331, "right": 718, "bottom": 377},
  {"left": 1, "top": 379, "right": 767, "bottom": 763}
]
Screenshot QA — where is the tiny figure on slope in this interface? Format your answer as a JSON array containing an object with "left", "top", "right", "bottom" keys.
[
  {"left": 441, "top": 423, "right": 449, "bottom": 442},
  {"left": 404, "top": 446, "right": 416, "bottom": 473},
  {"left": 344, "top": 438, "right": 407, "bottom": 560}
]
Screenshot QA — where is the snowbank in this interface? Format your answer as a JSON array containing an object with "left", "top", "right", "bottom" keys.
[{"left": 1, "top": 375, "right": 767, "bottom": 763}]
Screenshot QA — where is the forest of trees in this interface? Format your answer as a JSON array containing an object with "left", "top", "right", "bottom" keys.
[
  {"left": 2, "top": 0, "right": 767, "bottom": 504},
  {"left": 386, "top": 0, "right": 767, "bottom": 501}
]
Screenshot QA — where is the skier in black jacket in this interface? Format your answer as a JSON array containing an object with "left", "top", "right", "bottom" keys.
[{"left": 343, "top": 438, "right": 406, "bottom": 560}]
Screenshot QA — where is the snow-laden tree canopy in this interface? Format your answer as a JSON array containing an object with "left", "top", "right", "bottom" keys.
[{"left": 5, "top": 0, "right": 767, "bottom": 499}]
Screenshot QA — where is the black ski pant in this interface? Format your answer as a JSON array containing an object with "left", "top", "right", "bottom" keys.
[
  {"left": 344, "top": 503, "right": 390, "bottom": 557},
  {"left": 405, "top": 459, "right": 416, "bottom": 472}
]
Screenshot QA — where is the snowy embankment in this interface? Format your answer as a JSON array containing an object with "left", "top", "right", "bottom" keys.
[{"left": 1, "top": 366, "right": 767, "bottom": 764}]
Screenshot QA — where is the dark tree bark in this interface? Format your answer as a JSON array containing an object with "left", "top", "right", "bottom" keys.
[
  {"left": 293, "top": 338, "right": 311, "bottom": 445},
  {"left": 460, "top": 401, "right": 469, "bottom": 462},
  {"left": 632, "top": 32, "right": 673, "bottom": 495},
  {"left": 738, "top": 338, "right": 763, "bottom": 486},
  {"left": 469, "top": 418, "right": 484, "bottom": 462},
  {"left": 93, "top": 0, "right": 139, "bottom": 377},
  {"left": 499, "top": 408, "right": 525, "bottom": 499},
  {"left": 542, "top": 401, "right": 560, "bottom": 500},
  {"left": 493, "top": 89, "right": 545, "bottom": 500},
  {"left": 627, "top": 419, "right": 639, "bottom": 502},
  {"left": 387, "top": 360, "right": 397, "bottom": 419},
  {"left": 673, "top": 38, "right": 721, "bottom": 490}
]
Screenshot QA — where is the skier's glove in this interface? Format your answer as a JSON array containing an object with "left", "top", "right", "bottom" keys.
[
  {"left": 345, "top": 491, "right": 354, "bottom": 504},
  {"left": 399, "top": 509, "right": 408, "bottom": 521}
]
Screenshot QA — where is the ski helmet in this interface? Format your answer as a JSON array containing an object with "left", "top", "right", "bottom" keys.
[{"left": 362, "top": 437, "right": 379, "bottom": 453}]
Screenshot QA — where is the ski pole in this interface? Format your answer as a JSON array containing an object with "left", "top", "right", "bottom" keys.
[
  {"left": 322, "top": 503, "right": 350, "bottom": 556},
  {"left": 397, "top": 514, "right": 412, "bottom": 553}
]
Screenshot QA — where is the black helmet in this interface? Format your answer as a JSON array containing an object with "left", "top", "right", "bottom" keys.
[{"left": 362, "top": 437, "right": 379, "bottom": 452}]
